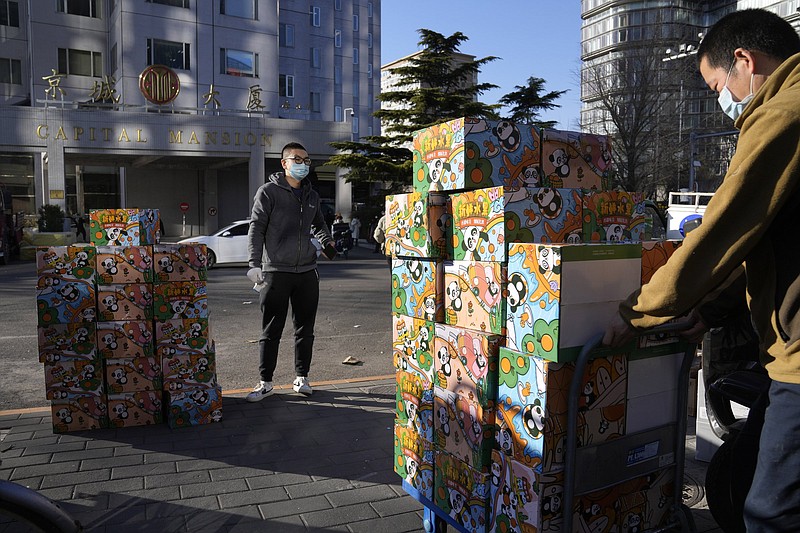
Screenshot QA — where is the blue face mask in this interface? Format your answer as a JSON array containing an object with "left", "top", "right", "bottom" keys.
[
  {"left": 717, "top": 58, "right": 754, "bottom": 121},
  {"left": 287, "top": 162, "right": 310, "bottom": 180}
]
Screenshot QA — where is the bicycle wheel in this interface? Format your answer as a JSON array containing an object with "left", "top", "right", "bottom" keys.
[{"left": 0, "top": 480, "right": 82, "bottom": 532}]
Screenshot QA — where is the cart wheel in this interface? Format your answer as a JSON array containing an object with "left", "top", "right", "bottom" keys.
[
  {"left": 675, "top": 503, "right": 697, "bottom": 532},
  {"left": 422, "top": 508, "right": 447, "bottom": 532},
  {"left": 705, "top": 439, "right": 746, "bottom": 533}
]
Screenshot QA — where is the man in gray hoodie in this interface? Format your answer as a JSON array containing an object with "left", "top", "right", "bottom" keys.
[{"left": 246, "top": 142, "right": 336, "bottom": 400}]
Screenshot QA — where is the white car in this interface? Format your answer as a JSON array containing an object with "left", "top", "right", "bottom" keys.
[{"left": 177, "top": 220, "right": 321, "bottom": 268}]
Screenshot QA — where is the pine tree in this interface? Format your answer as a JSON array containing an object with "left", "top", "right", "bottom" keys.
[
  {"left": 499, "top": 77, "right": 567, "bottom": 129},
  {"left": 326, "top": 29, "right": 499, "bottom": 192}
]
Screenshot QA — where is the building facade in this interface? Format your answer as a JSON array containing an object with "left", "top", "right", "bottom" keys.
[
  {"left": 0, "top": 0, "right": 381, "bottom": 235},
  {"left": 580, "top": 0, "right": 800, "bottom": 193}
]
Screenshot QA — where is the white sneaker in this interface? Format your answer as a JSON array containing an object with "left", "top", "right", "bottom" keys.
[
  {"left": 246, "top": 381, "right": 273, "bottom": 402},
  {"left": 293, "top": 376, "right": 312, "bottom": 396}
]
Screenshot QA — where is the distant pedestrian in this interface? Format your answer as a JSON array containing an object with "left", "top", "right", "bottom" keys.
[
  {"left": 373, "top": 214, "right": 386, "bottom": 254},
  {"left": 74, "top": 214, "right": 87, "bottom": 242},
  {"left": 349, "top": 216, "right": 361, "bottom": 245}
]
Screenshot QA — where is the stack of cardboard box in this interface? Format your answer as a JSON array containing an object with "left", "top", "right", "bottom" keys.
[
  {"left": 390, "top": 118, "right": 685, "bottom": 532},
  {"left": 35, "top": 208, "right": 222, "bottom": 433}
]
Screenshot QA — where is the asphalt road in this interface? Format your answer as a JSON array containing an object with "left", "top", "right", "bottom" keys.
[{"left": 0, "top": 244, "right": 394, "bottom": 410}]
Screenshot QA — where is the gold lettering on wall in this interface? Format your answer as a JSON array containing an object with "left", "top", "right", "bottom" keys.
[
  {"left": 32, "top": 125, "right": 272, "bottom": 148},
  {"left": 118, "top": 129, "right": 130, "bottom": 142},
  {"left": 36, "top": 125, "right": 48, "bottom": 139},
  {"left": 136, "top": 129, "right": 147, "bottom": 143},
  {"left": 55, "top": 127, "right": 67, "bottom": 141},
  {"left": 73, "top": 127, "right": 84, "bottom": 141},
  {"left": 188, "top": 132, "right": 200, "bottom": 144},
  {"left": 169, "top": 130, "right": 183, "bottom": 144}
]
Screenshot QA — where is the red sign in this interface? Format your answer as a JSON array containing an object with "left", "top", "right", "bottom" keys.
[{"left": 179, "top": 202, "right": 189, "bottom": 212}]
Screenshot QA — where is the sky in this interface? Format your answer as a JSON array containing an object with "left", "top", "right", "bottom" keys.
[{"left": 379, "top": 0, "right": 584, "bottom": 130}]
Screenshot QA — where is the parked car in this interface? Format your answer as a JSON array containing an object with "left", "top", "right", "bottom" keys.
[{"left": 178, "top": 220, "right": 321, "bottom": 268}]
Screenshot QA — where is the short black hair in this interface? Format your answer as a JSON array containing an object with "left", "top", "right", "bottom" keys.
[
  {"left": 698, "top": 9, "right": 800, "bottom": 70},
  {"left": 281, "top": 142, "right": 307, "bottom": 158}
]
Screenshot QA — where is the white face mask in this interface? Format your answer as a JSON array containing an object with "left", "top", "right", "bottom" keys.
[{"left": 717, "top": 58, "right": 754, "bottom": 121}]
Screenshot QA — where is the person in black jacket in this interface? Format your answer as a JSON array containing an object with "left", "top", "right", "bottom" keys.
[{"left": 245, "top": 142, "right": 336, "bottom": 400}]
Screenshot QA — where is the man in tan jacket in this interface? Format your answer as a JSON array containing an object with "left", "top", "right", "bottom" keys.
[{"left": 604, "top": 9, "right": 800, "bottom": 531}]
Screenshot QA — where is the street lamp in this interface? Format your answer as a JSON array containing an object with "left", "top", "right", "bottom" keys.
[{"left": 663, "top": 42, "right": 700, "bottom": 189}]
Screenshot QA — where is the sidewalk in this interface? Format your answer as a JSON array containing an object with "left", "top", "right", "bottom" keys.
[{"left": 0, "top": 377, "right": 722, "bottom": 532}]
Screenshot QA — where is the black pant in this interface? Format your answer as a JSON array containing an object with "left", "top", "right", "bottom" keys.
[{"left": 258, "top": 269, "right": 319, "bottom": 381}]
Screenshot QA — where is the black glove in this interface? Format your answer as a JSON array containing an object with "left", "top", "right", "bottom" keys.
[{"left": 322, "top": 242, "right": 338, "bottom": 260}]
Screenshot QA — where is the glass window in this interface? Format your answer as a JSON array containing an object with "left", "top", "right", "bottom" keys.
[
  {"left": 148, "top": 0, "right": 189, "bottom": 7},
  {"left": 310, "top": 91, "right": 320, "bottom": 112},
  {"left": 58, "top": 48, "right": 102, "bottom": 77},
  {"left": 367, "top": 2, "right": 372, "bottom": 17},
  {"left": 367, "top": 63, "right": 372, "bottom": 79},
  {"left": 335, "top": 105, "right": 342, "bottom": 121},
  {"left": 351, "top": 116, "right": 359, "bottom": 134},
  {"left": 57, "top": 0, "right": 99, "bottom": 17},
  {"left": 353, "top": 14, "right": 358, "bottom": 31},
  {"left": 222, "top": 48, "right": 258, "bottom": 77},
  {"left": 334, "top": 65, "right": 341, "bottom": 84},
  {"left": 0, "top": 57, "right": 21, "bottom": 84},
  {"left": 221, "top": 0, "right": 256, "bottom": 19},
  {"left": 334, "top": 0, "right": 341, "bottom": 10},
  {"left": 279, "top": 74, "right": 294, "bottom": 98},
  {"left": 353, "top": 48, "right": 358, "bottom": 64},
  {"left": 367, "top": 32, "right": 372, "bottom": 48},
  {"left": 0, "top": 1, "right": 19, "bottom": 27},
  {"left": 310, "top": 47, "right": 320, "bottom": 68},
  {"left": 146, "top": 39, "right": 190, "bottom": 70},
  {"left": 353, "top": 79, "right": 359, "bottom": 97},
  {"left": 311, "top": 6, "right": 320, "bottom": 27},
  {"left": 334, "top": 29, "right": 341, "bottom": 48},
  {"left": 280, "top": 23, "right": 295, "bottom": 47}
]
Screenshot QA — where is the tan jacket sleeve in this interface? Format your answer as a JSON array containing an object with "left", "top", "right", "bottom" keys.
[{"left": 621, "top": 106, "right": 800, "bottom": 330}]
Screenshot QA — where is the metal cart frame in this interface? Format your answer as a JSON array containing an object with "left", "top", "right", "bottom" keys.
[{"left": 403, "top": 322, "right": 698, "bottom": 533}]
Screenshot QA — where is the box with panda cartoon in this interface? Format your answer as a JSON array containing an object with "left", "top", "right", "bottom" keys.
[
  {"left": 412, "top": 117, "right": 543, "bottom": 195},
  {"left": 540, "top": 129, "right": 612, "bottom": 190},
  {"left": 89, "top": 208, "right": 159, "bottom": 246},
  {"left": 384, "top": 192, "right": 451, "bottom": 259}
]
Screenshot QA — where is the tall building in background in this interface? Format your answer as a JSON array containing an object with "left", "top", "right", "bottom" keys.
[
  {"left": 0, "top": 0, "right": 381, "bottom": 234},
  {"left": 580, "top": 0, "right": 800, "bottom": 194}
]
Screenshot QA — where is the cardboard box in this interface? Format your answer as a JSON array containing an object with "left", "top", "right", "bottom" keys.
[
  {"left": 95, "top": 245, "right": 154, "bottom": 284},
  {"left": 43, "top": 357, "right": 104, "bottom": 400},
  {"left": 391, "top": 258, "right": 443, "bottom": 322},
  {"left": 582, "top": 190, "right": 647, "bottom": 243},
  {"left": 412, "top": 117, "right": 542, "bottom": 194},
  {"left": 154, "top": 318, "right": 212, "bottom": 356},
  {"left": 396, "top": 370, "right": 434, "bottom": 442},
  {"left": 488, "top": 449, "right": 530, "bottom": 533},
  {"left": 37, "top": 323, "right": 96, "bottom": 362},
  {"left": 641, "top": 240, "right": 682, "bottom": 285},
  {"left": 36, "top": 279, "right": 96, "bottom": 325},
  {"left": 433, "top": 450, "right": 491, "bottom": 533},
  {"left": 616, "top": 468, "right": 675, "bottom": 532},
  {"left": 152, "top": 281, "right": 208, "bottom": 320},
  {"left": 433, "top": 323, "right": 501, "bottom": 408},
  {"left": 51, "top": 392, "right": 108, "bottom": 433},
  {"left": 450, "top": 186, "right": 584, "bottom": 262},
  {"left": 497, "top": 347, "right": 627, "bottom": 473},
  {"left": 153, "top": 243, "right": 208, "bottom": 282},
  {"left": 105, "top": 356, "right": 163, "bottom": 394},
  {"left": 107, "top": 390, "right": 164, "bottom": 427},
  {"left": 392, "top": 314, "right": 434, "bottom": 386},
  {"left": 442, "top": 260, "right": 505, "bottom": 335},
  {"left": 393, "top": 423, "right": 434, "bottom": 501},
  {"left": 90, "top": 209, "right": 157, "bottom": 246},
  {"left": 162, "top": 352, "right": 217, "bottom": 391},
  {"left": 504, "top": 242, "right": 641, "bottom": 361},
  {"left": 540, "top": 129, "right": 611, "bottom": 190},
  {"left": 384, "top": 192, "right": 450, "bottom": 259},
  {"left": 166, "top": 385, "right": 223, "bottom": 428},
  {"left": 433, "top": 387, "right": 495, "bottom": 472},
  {"left": 36, "top": 245, "right": 96, "bottom": 281},
  {"left": 97, "top": 284, "right": 153, "bottom": 321},
  {"left": 96, "top": 320, "right": 154, "bottom": 359}
]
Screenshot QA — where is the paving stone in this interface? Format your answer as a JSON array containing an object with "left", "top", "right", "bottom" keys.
[
  {"left": 180, "top": 478, "right": 249, "bottom": 498},
  {"left": 145, "top": 470, "right": 211, "bottom": 489},
  {"left": 145, "top": 495, "right": 221, "bottom": 519},
  {"left": 114, "top": 442, "right": 174, "bottom": 456},
  {"left": 9, "top": 460, "right": 80, "bottom": 480},
  {"left": 325, "top": 485, "right": 398, "bottom": 508},
  {"left": 371, "top": 494, "right": 426, "bottom": 517},
  {"left": 174, "top": 458, "right": 231, "bottom": 473},
  {"left": 54, "top": 447, "right": 114, "bottom": 463},
  {"left": 258, "top": 494, "right": 331, "bottom": 520},
  {"left": 300, "top": 502, "right": 379, "bottom": 529},
  {"left": 217, "top": 486, "right": 289, "bottom": 509},
  {"left": 72, "top": 476, "right": 144, "bottom": 495},
  {"left": 285, "top": 477, "right": 354, "bottom": 499},
  {"left": 246, "top": 472, "right": 313, "bottom": 490},
  {"left": 348, "top": 511, "right": 425, "bottom": 533},
  {"left": 184, "top": 506, "right": 263, "bottom": 533},
  {"left": 0, "top": 453, "right": 54, "bottom": 469},
  {"left": 112, "top": 461, "right": 175, "bottom": 479},
  {"left": 107, "top": 486, "right": 182, "bottom": 507},
  {"left": 208, "top": 465, "right": 275, "bottom": 482}
]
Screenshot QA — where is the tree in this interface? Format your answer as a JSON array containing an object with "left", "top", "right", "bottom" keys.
[
  {"left": 499, "top": 77, "right": 567, "bottom": 129},
  {"left": 326, "top": 29, "right": 500, "bottom": 193}
]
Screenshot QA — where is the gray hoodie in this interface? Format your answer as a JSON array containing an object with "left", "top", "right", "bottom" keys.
[{"left": 247, "top": 172, "right": 333, "bottom": 273}]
